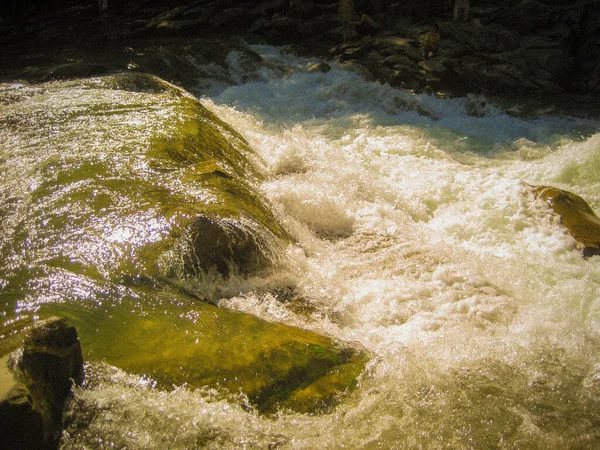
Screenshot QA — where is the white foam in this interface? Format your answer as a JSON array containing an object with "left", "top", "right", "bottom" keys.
[{"left": 59, "top": 45, "right": 600, "bottom": 448}]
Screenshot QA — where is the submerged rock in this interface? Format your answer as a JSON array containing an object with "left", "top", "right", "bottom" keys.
[{"left": 532, "top": 185, "right": 600, "bottom": 257}]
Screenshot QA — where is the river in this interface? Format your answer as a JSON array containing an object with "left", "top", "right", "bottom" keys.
[{"left": 4, "top": 44, "right": 600, "bottom": 448}]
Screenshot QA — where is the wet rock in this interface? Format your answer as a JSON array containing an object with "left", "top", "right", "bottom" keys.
[
  {"left": 20, "top": 318, "right": 84, "bottom": 448},
  {"left": 114, "top": 38, "right": 267, "bottom": 92},
  {"left": 2, "top": 73, "right": 289, "bottom": 284},
  {"left": 0, "top": 68, "right": 366, "bottom": 420},
  {"left": 41, "top": 62, "right": 110, "bottom": 81},
  {"left": 0, "top": 318, "right": 84, "bottom": 450},
  {"left": 58, "top": 298, "right": 368, "bottom": 415},
  {"left": 0, "top": 358, "right": 45, "bottom": 450},
  {"left": 164, "top": 215, "right": 274, "bottom": 278},
  {"left": 532, "top": 185, "right": 600, "bottom": 258},
  {"left": 308, "top": 61, "right": 332, "bottom": 73},
  {"left": 322, "top": 2, "right": 600, "bottom": 103},
  {"left": 2, "top": 0, "right": 598, "bottom": 110},
  {"left": 463, "top": 94, "right": 490, "bottom": 117},
  {"left": 225, "top": 46, "right": 268, "bottom": 83},
  {"left": 393, "top": 95, "right": 438, "bottom": 119}
]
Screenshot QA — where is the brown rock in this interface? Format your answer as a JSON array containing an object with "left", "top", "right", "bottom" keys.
[
  {"left": 532, "top": 185, "right": 600, "bottom": 258},
  {"left": 0, "top": 318, "right": 84, "bottom": 449},
  {"left": 0, "top": 356, "right": 44, "bottom": 450},
  {"left": 18, "top": 318, "right": 84, "bottom": 449}
]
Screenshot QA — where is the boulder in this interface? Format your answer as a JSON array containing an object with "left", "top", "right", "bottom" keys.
[
  {"left": 20, "top": 319, "right": 85, "bottom": 434},
  {"left": 532, "top": 185, "right": 600, "bottom": 257},
  {"left": 2, "top": 0, "right": 599, "bottom": 111},
  {"left": 40, "top": 62, "right": 110, "bottom": 81},
  {"left": 52, "top": 297, "right": 368, "bottom": 415},
  {"left": 308, "top": 61, "right": 332, "bottom": 73},
  {"left": 0, "top": 358, "right": 44, "bottom": 450},
  {"left": 0, "top": 318, "right": 84, "bottom": 450},
  {"left": 0, "top": 72, "right": 289, "bottom": 286},
  {"left": 161, "top": 214, "right": 274, "bottom": 278},
  {"left": 0, "top": 71, "right": 368, "bottom": 418}
]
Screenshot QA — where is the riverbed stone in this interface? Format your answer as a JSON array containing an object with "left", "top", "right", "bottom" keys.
[{"left": 532, "top": 185, "right": 600, "bottom": 257}]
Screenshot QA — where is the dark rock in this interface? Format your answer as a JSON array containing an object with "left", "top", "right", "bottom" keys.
[
  {"left": 308, "top": 61, "right": 332, "bottom": 73},
  {"left": 0, "top": 318, "right": 84, "bottom": 450},
  {"left": 20, "top": 318, "right": 84, "bottom": 448},
  {"left": 143, "top": 19, "right": 205, "bottom": 36},
  {"left": 168, "top": 215, "right": 272, "bottom": 278},
  {"left": 1, "top": 0, "right": 599, "bottom": 115},
  {"left": 0, "top": 360, "right": 44, "bottom": 450},
  {"left": 40, "top": 62, "right": 109, "bottom": 81}
]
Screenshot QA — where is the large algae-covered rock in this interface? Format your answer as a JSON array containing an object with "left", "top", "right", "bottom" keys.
[
  {"left": 532, "top": 185, "right": 600, "bottom": 257},
  {"left": 51, "top": 295, "right": 367, "bottom": 414},
  {"left": 0, "top": 73, "right": 367, "bottom": 417},
  {"left": 0, "top": 72, "right": 287, "bottom": 295}
]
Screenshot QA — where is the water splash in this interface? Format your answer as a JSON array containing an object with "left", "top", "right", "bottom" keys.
[{"left": 3, "top": 44, "right": 600, "bottom": 448}]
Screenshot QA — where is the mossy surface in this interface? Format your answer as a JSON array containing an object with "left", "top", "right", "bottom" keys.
[
  {"left": 0, "top": 73, "right": 288, "bottom": 288},
  {"left": 47, "top": 293, "right": 367, "bottom": 414},
  {"left": 533, "top": 185, "right": 600, "bottom": 257},
  {"left": 0, "top": 73, "right": 366, "bottom": 414}
]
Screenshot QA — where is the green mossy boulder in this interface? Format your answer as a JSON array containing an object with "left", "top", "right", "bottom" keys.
[
  {"left": 51, "top": 296, "right": 367, "bottom": 415},
  {"left": 0, "top": 72, "right": 288, "bottom": 289},
  {"left": 532, "top": 185, "right": 600, "bottom": 257},
  {"left": 0, "top": 73, "right": 367, "bottom": 418}
]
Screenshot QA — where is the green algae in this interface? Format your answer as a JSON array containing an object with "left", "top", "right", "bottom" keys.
[
  {"left": 532, "top": 185, "right": 600, "bottom": 257},
  {"left": 1, "top": 72, "right": 288, "bottom": 284},
  {"left": 46, "top": 292, "right": 367, "bottom": 414},
  {"left": 0, "top": 72, "right": 367, "bottom": 414}
]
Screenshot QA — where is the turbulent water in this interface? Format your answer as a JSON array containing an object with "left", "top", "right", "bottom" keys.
[{"left": 4, "top": 45, "right": 600, "bottom": 448}]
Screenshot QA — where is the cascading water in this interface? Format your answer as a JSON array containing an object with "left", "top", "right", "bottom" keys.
[{"left": 3, "top": 45, "right": 600, "bottom": 448}]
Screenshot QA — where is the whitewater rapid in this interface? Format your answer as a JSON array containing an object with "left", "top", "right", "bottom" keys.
[{"left": 61, "top": 45, "right": 600, "bottom": 448}]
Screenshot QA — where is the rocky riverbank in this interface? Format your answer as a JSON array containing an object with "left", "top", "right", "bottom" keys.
[{"left": 1, "top": 0, "right": 599, "bottom": 118}]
